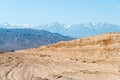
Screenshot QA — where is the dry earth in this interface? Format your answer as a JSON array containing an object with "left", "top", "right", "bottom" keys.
[{"left": 0, "top": 32, "right": 120, "bottom": 80}]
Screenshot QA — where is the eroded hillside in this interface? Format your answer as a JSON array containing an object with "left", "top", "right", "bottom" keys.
[{"left": 0, "top": 32, "right": 120, "bottom": 80}]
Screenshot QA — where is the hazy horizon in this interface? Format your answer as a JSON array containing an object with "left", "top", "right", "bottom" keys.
[{"left": 0, "top": 0, "right": 120, "bottom": 25}]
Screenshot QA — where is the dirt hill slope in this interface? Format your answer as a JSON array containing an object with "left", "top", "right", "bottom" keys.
[{"left": 0, "top": 32, "right": 120, "bottom": 80}]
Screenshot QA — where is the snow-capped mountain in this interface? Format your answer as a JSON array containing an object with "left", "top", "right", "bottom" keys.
[
  {"left": 0, "top": 22, "right": 120, "bottom": 38},
  {"left": 0, "top": 23, "right": 35, "bottom": 28},
  {"left": 36, "top": 22, "right": 120, "bottom": 38}
]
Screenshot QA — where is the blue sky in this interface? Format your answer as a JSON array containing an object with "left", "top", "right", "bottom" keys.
[{"left": 0, "top": 0, "right": 120, "bottom": 25}]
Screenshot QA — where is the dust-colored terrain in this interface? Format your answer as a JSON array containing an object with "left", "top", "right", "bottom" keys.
[{"left": 0, "top": 32, "right": 120, "bottom": 80}]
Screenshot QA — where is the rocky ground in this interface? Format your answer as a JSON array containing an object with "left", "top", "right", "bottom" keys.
[{"left": 0, "top": 32, "right": 120, "bottom": 80}]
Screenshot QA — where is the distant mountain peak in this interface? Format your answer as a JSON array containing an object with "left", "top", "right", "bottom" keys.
[
  {"left": 0, "top": 22, "right": 120, "bottom": 38},
  {"left": 63, "top": 24, "right": 71, "bottom": 28}
]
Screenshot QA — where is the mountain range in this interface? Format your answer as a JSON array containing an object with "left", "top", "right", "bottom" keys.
[
  {"left": 0, "top": 22, "right": 120, "bottom": 38},
  {"left": 0, "top": 28, "right": 73, "bottom": 52}
]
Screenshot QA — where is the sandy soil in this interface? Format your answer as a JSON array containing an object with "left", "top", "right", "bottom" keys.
[{"left": 0, "top": 32, "right": 120, "bottom": 80}]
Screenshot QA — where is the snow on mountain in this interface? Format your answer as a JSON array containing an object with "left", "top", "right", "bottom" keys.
[
  {"left": 0, "top": 22, "right": 120, "bottom": 38},
  {"left": 63, "top": 24, "right": 71, "bottom": 28},
  {"left": 0, "top": 23, "right": 35, "bottom": 29},
  {"left": 41, "top": 22, "right": 120, "bottom": 38}
]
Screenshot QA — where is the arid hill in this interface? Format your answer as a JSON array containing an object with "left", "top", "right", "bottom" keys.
[{"left": 0, "top": 32, "right": 120, "bottom": 80}]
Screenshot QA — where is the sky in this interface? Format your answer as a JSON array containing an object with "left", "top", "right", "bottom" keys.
[{"left": 0, "top": 0, "right": 120, "bottom": 25}]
